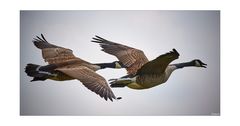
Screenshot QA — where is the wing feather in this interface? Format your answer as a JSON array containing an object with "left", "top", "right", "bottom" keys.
[
  {"left": 91, "top": 36, "right": 149, "bottom": 75},
  {"left": 33, "top": 34, "right": 86, "bottom": 64},
  {"left": 137, "top": 49, "right": 180, "bottom": 75},
  {"left": 56, "top": 66, "right": 116, "bottom": 101}
]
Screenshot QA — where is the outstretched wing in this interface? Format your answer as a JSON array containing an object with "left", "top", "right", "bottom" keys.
[
  {"left": 33, "top": 34, "right": 84, "bottom": 64},
  {"left": 137, "top": 49, "right": 179, "bottom": 75},
  {"left": 56, "top": 66, "right": 117, "bottom": 101},
  {"left": 91, "top": 36, "right": 149, "bottom": 75}
]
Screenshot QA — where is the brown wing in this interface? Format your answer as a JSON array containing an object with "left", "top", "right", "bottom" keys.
[
  {"left": 56, "top": 66, "right": 117, "bottom": 101},
  {"left": 137, "top": 49, "right": 180, "bottom": 75},
  {"left": 33, "top": 34, "right": 85, "bottom": 64},
  {"left": 91, "top": 36, "right": 149, "bottom": 75}
]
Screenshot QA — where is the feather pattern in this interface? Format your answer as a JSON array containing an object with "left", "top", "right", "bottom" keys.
[
  {"left": 136, "top": 49, "right": 179, "bottom": 75},
  {"left": 91, "top": 35, "right": 149, "bottom": 75},
  {"left": 28, "top": 34, "right": 119, "bottom": 101},
  {"left": 56, "top": 66, "right": 116, "bottom": 101},
  {"left": 33, "top": 34, "right": 85, "bottom": 64}
]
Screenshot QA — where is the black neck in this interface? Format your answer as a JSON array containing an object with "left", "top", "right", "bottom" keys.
[
  {"left": 173, "top": 61, "right": 195, "bottom": 69},
  {"left": 94, "top": 62, "right": 116, "bottom": 69}
]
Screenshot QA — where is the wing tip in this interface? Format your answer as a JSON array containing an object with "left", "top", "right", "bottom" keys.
[
  {"left": 33, "top": 34, "right": 47, "bottom": 42},
  {"left": 172, "top": 48, "right": 180, "bottom": 56},
  {"left": 41, "top": 33, "right": 47, "bottom": 41},
  {"left": 95, "top": 35, "right": 104, "bottom": 40},
  {"left": 107, "top": 91, "right": 116, "bottom": 102},
  {"left": 91, "top": 35, "right": 109, "bottom": 44},
  {"left": 32, "top": 34, "right": 47, "bottom": 49},
  {"left": 89, "top": 83, "right": 118, "bottom": 102}
]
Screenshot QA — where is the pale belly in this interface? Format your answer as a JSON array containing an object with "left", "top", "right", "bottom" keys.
[{"left": 127, "top": 81, "right": 166, "bottom": 90}]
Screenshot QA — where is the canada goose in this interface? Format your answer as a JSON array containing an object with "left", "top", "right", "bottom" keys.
[
  {"left": 91, "top": 36, "right": 207, "bottom": 89},
  {"left": 25, "top": 34, "right": 125, "bottom": 101}
]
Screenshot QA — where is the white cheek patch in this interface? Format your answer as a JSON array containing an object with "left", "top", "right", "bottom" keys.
[
  {"left": 94, "top": 65, "right": 101, "bottom": 70},
  {"left": 195, "top": 61, "right": 201, "bottom": 67},
  {"left": 36, "top": 66, "right": 41, "bottom": 71},
  {"left": 115, "top": 62, "right": 121, "bottom": 68}
]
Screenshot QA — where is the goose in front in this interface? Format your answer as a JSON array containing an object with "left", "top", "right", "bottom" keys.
[
  {"left": 25, "top": 34, "right": 125, "bottom": 101},
  {"left": 91, "top": 36, "right": 207, "bottom": 89}
]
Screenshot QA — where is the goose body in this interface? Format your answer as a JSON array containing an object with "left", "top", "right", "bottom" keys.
[
  {"left": 25, "top": 34, "right": 125, "bottom": 101},
  {"left": 131, "top": 65, "right": 177, "bottom": 89},
  {"left": 91, "top": 36, "right": 207, "bottom": 90},
  {"left": 113, "top": 65, "right": 177, "bottom": 89}
]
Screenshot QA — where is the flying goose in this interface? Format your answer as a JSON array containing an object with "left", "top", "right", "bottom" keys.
[
  {"left": 25, "top": 34, "right": 125, "bottom": 101},
  {"left": 91, "top": 36, "right": 207, "bottom": 89}
]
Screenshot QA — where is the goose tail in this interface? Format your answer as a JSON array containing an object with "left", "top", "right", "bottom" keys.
[
  {"left": 109, "top": 78, "right": 132, "bottom": 88},
  {"left": 25, "top": 63, "right": 52, "bottom": 82}
]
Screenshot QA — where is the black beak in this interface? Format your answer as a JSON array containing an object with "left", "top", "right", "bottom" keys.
[{"left": 201, "top": 62, "right": 207, "bottom": 68}]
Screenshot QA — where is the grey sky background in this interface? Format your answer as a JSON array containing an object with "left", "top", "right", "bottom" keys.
[{"left": 20, "top": 11, "right": 220, "bottom": 115}]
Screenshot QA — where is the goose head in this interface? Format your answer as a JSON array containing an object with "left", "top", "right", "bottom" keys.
[{"left": 191, "top": 59, "right": 207, "bottom": 68}]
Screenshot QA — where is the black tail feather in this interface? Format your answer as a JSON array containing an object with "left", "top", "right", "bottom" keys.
[
  {"left": 32, "top": 34, "right": 60, "bottom": 49},
  {"left": 25, "top": 64, "right": 40, "bottom": 77},
  {"left": 25, "top": 63, "right": 51, "bottom": 82}
]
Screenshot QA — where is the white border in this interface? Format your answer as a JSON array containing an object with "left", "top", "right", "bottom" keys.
[{"left": 1, "top": 0, "right": 240, "bottom": 126}]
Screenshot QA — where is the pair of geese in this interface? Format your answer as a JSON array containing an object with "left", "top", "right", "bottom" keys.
[{"left": 25, "top": 34, "right": 207, "bottom": 101}]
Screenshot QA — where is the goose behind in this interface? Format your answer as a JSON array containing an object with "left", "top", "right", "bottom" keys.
[{"left": 25, "top": 34, "right": 126, "bottom": 101}]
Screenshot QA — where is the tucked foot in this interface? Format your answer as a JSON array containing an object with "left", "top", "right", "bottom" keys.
[
  {"left": 116, "top": 97, "right": 122, "bottom": 100},
  {"left": 108, "top": 78, "right": 118, "bottom": 81},
  {"left": 109, "top": 78, "right": 132, "bottom": 88}
]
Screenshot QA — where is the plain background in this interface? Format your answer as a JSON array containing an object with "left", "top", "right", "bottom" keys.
[
  {"left": 1, "top": 0, "right": 240, "bottom": 125},
  {"left": 20, "top": 10, "right": 219, "bottom": 115}
]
